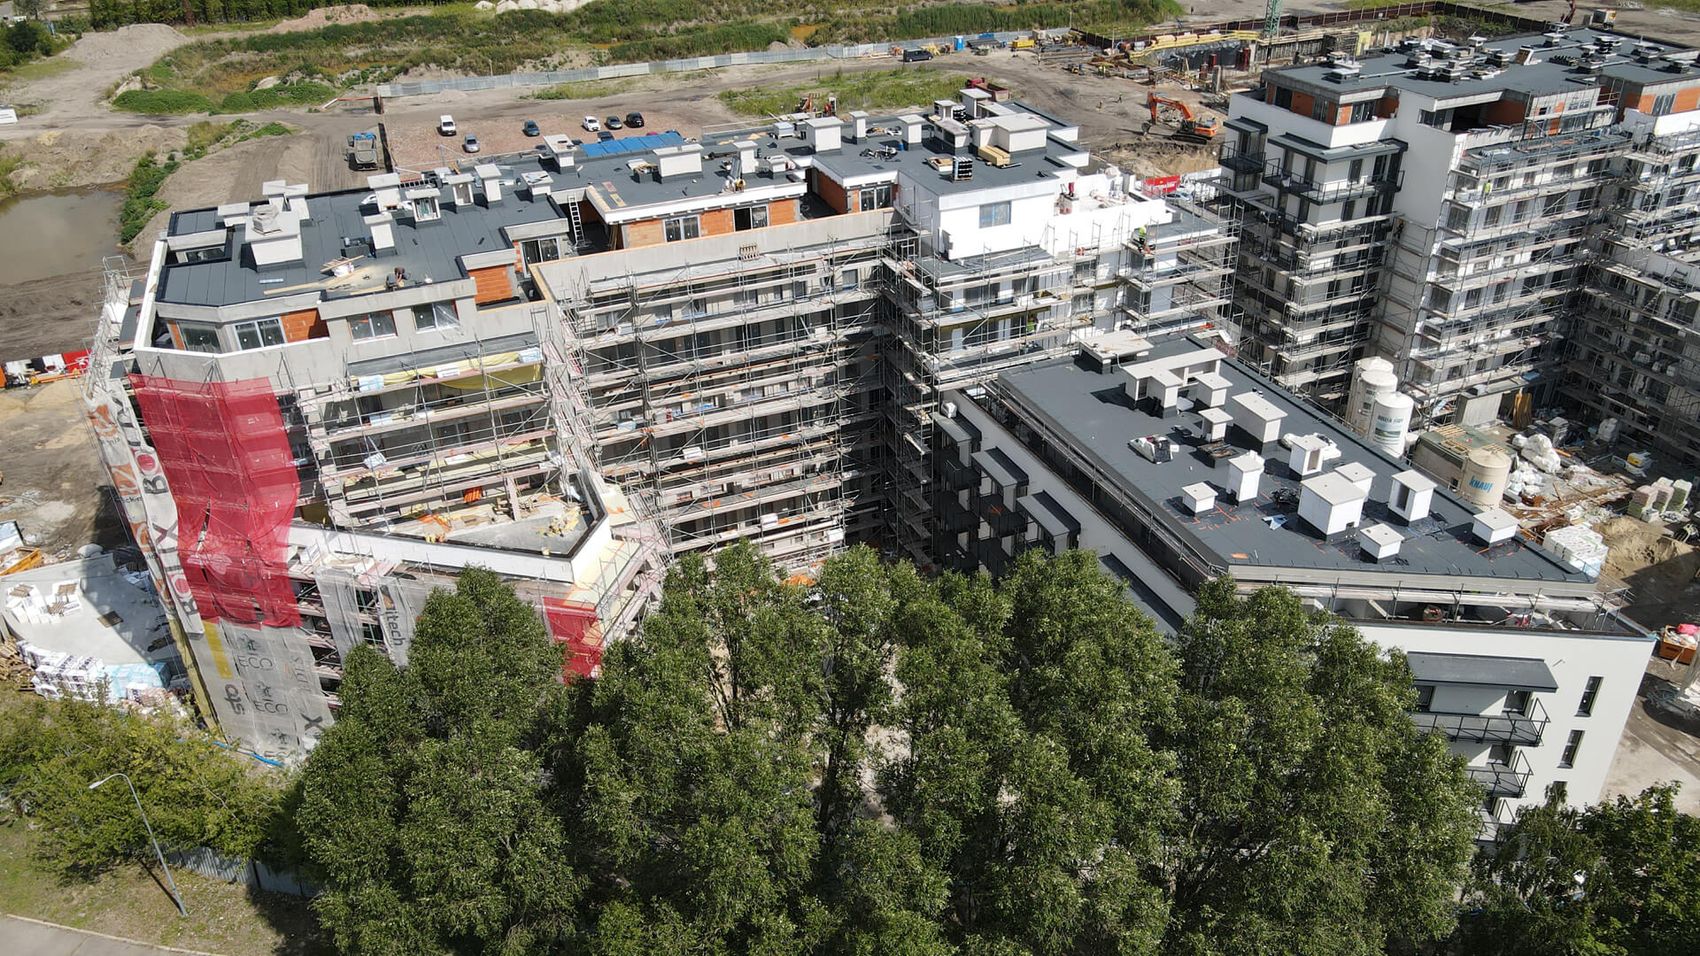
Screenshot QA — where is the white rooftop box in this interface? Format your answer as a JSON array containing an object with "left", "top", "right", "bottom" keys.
[
  {"left": 1389, "top": 469, "right": 1435, "bottom": 524},
  {"left": 1227, "top": 451, "right": 1263, "bottom": 502},
  {"left": 1358, "top": 522, "right": 1403, "bottom": 561},
  {"left": 1287, "top": 433, "right": 1333, "bottom": 477},
  {"left": 1199, "top": 406, "right": 1232, "bottom": 442},
  {"left": 1299, "top": 471, "right": 1367, "bottom": 537},
  {"left": 1181, "top": 482, "right": 1216, "bottom": 515},
  {"left": 1335, "top": 460, "right": 1375, "bottom": 495},
  {"left": 1229, "top": 391, "right": 1286, "bottom": 445},
  {"left": 1472, "top": 507, "right": 1518, "bottom": 545}
]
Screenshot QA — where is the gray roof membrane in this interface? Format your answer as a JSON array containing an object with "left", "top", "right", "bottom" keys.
[
  {"left": 1406, "top": 651, "right": 1559, "bottom": 691},
  {"left": 993, "top": 335, "right": 1588, "bottom": 584}
]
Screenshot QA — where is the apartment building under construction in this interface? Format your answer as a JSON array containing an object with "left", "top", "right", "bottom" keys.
[
  {"left": 1222, "top": 25, "right": 1700, "bottom": 442},
  {"left": 85, "top": 91, "right": 1237, "bottom": 758}
]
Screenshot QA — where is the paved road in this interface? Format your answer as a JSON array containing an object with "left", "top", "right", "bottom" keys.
[{"left": 0, "top": 915, "right": 221, "bottom": 956}]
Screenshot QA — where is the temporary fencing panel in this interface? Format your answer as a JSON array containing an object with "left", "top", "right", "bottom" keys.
[
  {"left": 542, "top": 597, "right": 603, "bottom": 679},
  {"left": 127, "top": 376, "right": 301, "bottom": 628}
]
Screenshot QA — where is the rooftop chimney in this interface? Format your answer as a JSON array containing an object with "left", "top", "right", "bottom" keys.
[
  {"left": 1298, "top": 472, "right": 1368, "bottom": 538},
  {"left": 898, "top": 114, "right": 924, "bottom": 145},
  {"left": 1388, "top": 469, "right": 1435, "bottom": 524},
  {"left": 1228, "top": 391, "right": 1287, "bottom": 452},
  {"left": 805, "top": 117, "right": 843, "bottom": 154},
  {"left": 364, "top": 211, "right": 395, "bottom": 256},
  {"left": 474, "top": 163, "right": 503, "bottom": 204},
  {"left": 1227, "top": 451, "right": 1263, "bottom": 503},
  {"left": 1358, "top": 523, "right": 1403, "bottom": 561},
  {"left": 1287, "top": 433, "right": 1332, "bottom": 478},
  {"left": 848, "top": 110, "right": 869, "bottom": 142},
  {"left": 443, "top": 172, "right": 475, "bottom": 207},
  {"left": 735, "top": 140, "right": 758, "bottom": 175},
  {"left": 1335, "top": 460, "right": 1374, "bottom": 497},
  {"left": 1181, "top": 482, "right": 1217, "bottom": 515},
  {"left": 934, "top": 98, "right": 957, "bottom": 122}
]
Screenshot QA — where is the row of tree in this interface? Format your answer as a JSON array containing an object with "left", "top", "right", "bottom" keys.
[
  {"left": 3, "top": 545, "right": 1693, "bottom": 953},
  {"left": 296, "top": 547, "right": 1488, "bottom": 954}
]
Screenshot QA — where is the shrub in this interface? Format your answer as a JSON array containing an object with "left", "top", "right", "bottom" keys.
[{"left": 112, "top": 89, "right": 215, "bottom": 114}]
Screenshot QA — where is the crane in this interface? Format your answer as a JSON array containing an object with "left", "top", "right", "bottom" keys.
[
  {"left": 1146, "top": 94, "right": 1220, "bottom": 142},
  {"left": 1264, "top": 0, "right": 1281, "bottom": 39}
]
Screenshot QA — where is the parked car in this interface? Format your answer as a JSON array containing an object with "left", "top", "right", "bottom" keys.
[
  {"left": 463, "top": 134, "right": 481, "bottom": 154},
  {"left": 902, "top": 48, "right": 933, "bottom": 62},
  {"left": 438, "top": 114, "right": 457, "bottom": 136},
  {"left": 605, "top": 115, "right": 623, "bottom": 130},
  {"left": 522, "top": 119, "right": 540, "bottom": 137},
  {"left": 582, "top": 115, "right": 601, "bottom": 132},
  {"left": 597, "top": 129, "right": 615, "bottom": 142},
  {"left": 625, "top": 111, "right": 645, "bottom": 128}
]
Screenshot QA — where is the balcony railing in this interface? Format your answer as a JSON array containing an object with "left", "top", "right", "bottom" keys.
[
  {"left": 1411, "top": 698, "right": 1548, "bottom": 747},
  {"left": 1465, "top": 749, "right": 1533, "bottom": 798}
]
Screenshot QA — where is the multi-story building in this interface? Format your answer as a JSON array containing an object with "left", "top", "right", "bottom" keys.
[
  {"left": 1222, "top": 26, "right": 1700, "bottom": 436},
  {"left": 937, "top": 328, "right": 1651, "bottom": 829},
  {"left": 85, "top": 92, "right": 1237, "bottom": 758}
]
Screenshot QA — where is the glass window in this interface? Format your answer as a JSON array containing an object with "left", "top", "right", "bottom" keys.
[
  {"left": 664, "top": 215, "right": 701, "bottom": 242},
  {"left": 233, "top": 318, "right": 285, "bottom": 351},
  {"left": 979, "top": 201, "right": 1011, "bottom": 228},
  {"left": 414, "top": 301, "right": 459, "bottom": 332},
  {"left": 521, "top": 237, "right": 562, "bottom": 265},
  {"left": 859, "top": 184, "right": 893, "bottom": 211},
  {"left": 1350, "top": 101, "right": 1375, "bottom": 123},
  {"left": 735, "top": 205, "right": 769, "bottom": 231},
  {"left": 1577, "top": 676, "right": 1602, "bottom": 717},
  {"left": 842, "top": 268, "right": 860, "bottom": 290},
  {"left": 351, "top": 312, "right": 397, "bottom": 341},
  {"left": 1414, "top": 684, "right": 1435, "bottom": 713},
  {"left": 1504, "top": 689, "right": 1530, "bottom": 716},
  {"left": 1560, "top": 729, "right": 1584, "bottom": 768},
  {"left": 180, "top": 324, "right": 220, "bottom": 353}
]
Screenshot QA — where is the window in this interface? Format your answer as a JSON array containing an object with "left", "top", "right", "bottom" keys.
[
  {"left": 521, "top": 237, "right": 563, "bottom": 265},
  {"left": 1654, "top": 93, "right": 1677, "bottom": 117},
  {"left": 233, "top": 318, "right": 285, "bottom": 351},
  {"left": 1488, "top": 743, "right": 1515, "bottom": 766},
  {"left": 859, "top": 184, "right": 894, "bottom": 210},
  {"left": 180, "top": 324, "right": 220, "bottom": 353},
  {"left": 413, "top": 195, "right": 441, "bottom": 222},
  {"left": 735, "top": 205, "right": 769, "bottom": 231},
  {"left": 664, "top": 215, "right": 701, "bottom": 242},
  {"left": 1311, "top": 98, "right": 1329, "bottom": 122},
  {"left": 1577, "top": 676, "right": 1602, "bottom": 717},
  {"left": 351, "top": 311, "right": 397, "bottom": 341},
  {"left": 414, "top": 301, "right": 459, "bottom": 332},
  {"left": 1273, "top": 86, "right": 1293, "bottom": 109},
  {"left": 842, "top": 267, "right": 860, "bottom": 291},
  {"left": 1560, "top": 729, "right": 1584, "bottom": 768},
  {"left": 1350, "top": 101, "right": 1375, "bottom": 123},
  {"left": 978, "top": 201, "right": 1012, "bottom": 228},
  {"left": 1414, "top": 684, "right": 1436, "bottom": 713},
  {"left": 1504, "top": 689, "right": 1531, "bottom": 716}
]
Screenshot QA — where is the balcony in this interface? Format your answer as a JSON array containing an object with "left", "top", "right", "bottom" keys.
[
  {"left": 1262, "top": 164, "right": 1401, "bottom": 205},
  {"left": 1466, "top": 749, "right": 1533, "bottom": 798},
  {"left": 1411, "top": 698, "right": 1548, "bottom": 746}
]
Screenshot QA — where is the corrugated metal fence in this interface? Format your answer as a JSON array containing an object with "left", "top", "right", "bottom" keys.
[
  {"left": 169, "top": 846, "right": 318, "bottom": 898},
  {"left": 376, "top": 30, "right": 1065, "bottom": 98}
]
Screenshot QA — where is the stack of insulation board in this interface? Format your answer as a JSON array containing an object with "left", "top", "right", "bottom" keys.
[
  {"left": 1542, "top": 524, "right": 1609, "bottom": 579},
  {"left": 17, "top": 642, "right": 166, "bottom": 703}
]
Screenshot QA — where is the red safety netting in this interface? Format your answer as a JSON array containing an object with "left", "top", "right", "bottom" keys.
[
  {"left": 129, "top": 374, "right": 301, "bottom": 628},
  {"left": 542, "top": 597, "right": 603, "bottom": 680}
]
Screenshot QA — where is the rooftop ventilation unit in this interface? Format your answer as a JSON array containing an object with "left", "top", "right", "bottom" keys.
[
  {"left": 1299, "top": 471, "right": 1368, "bottom": 538},
  {"left": 1358, "top": 523, "right": 1403, "bottom": 561},
  {"left": 1181, "top": 482, "right": 1216, "bottom": 515},
  {"left": 1130, "top": 434, "right": 1175, "bottom": 463},
  {"left": 1227, "top": 452, "right": 1263, "bottom": 503},
  {"left": 1471, "top": 507, "right": 1518, "bottom": 545},
  {"left": 1388, "top": 469, "right": 1435, "bottom": 524}
]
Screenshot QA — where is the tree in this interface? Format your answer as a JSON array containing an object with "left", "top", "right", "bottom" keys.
[
  {"left": 0, "top": 692, "right": 281, "bottom": 878},
  {"left": 1452, "top": 783, "right": 1700, "bottom": 956},
  {"left": 12, "top": 0, "right": 42, "bottom": 21},
  {"left": 296, "top": 567, "right": 584, "bottom": 954}
]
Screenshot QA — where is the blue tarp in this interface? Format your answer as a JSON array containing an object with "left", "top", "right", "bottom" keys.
[{"left": 578, "top": 130, "right": 685, "bottom": 159}]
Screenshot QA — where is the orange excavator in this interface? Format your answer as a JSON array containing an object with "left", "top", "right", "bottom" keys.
[{"left": 1145, "top": 93, "right": 1220, "bottom": 142}]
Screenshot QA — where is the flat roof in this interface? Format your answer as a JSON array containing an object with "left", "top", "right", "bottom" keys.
[
  {"left": 1407, "top": 651, "right": 1559, "bottom": 692},
  {"left": 1267, "top": 28, "right": 1700, "bottom": 100},
  {"left": 988, "top": 334, "right": 1589, "bottom": 585},
  {"left": 3, "top": 555, "right": 173, "bottom": 668}
]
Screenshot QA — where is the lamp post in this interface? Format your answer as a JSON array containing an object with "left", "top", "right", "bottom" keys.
[{"left": 88, "top": 773, "right": 187, "bottom": 917}]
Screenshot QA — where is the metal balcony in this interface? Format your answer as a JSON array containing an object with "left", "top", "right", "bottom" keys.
[
  {"left": 1466, "top": 749, "right": 1533, "bottom": 798},
  {"left": 1411, "top": 698, "right": 1548, "bottom": 746}
]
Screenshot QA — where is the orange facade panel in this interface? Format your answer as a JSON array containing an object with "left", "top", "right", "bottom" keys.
[
  {"left": 280, "top": 308, "right": 325, "bottom": 343},
  {"left": 768, "top": 198, "right": 799, "bottom": 226},
  {"left": 470, "top": 264, "right": 516, "bottom": 304}
]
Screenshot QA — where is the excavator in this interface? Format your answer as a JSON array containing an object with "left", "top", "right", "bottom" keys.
[{"left": 1145, "top": 94, "right": 1220, "bottom": 142}]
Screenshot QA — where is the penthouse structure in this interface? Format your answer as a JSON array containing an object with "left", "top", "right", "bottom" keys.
[
  {"left": 86, "top": 91, "right": 1237, "bottom": 757},
  {"left": 1222, "top": 26, "right": 1700, "bottom": 440},
  {"left": 938, "top": 329, "right": 1650, "bottom": 830}
]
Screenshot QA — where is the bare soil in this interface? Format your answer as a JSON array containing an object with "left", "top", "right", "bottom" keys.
[
  {"left": 266, "top": 3, "right": 383, "bottom": 33},
  {"left": 1598, "top": 516, "right": 1700, "bottom": 626},
  {"left": 0, "top": 379, "right": 125, "bottom": 559},
  {"left": 0, "top": 24, "right": 191, "bottom": 131}
]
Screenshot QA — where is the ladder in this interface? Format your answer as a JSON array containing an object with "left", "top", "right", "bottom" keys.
[{"left": 567, "top": 197, "right": 585, "bottom": 249}]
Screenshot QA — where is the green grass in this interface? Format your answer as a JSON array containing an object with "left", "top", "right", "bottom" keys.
[
  {"left": 719, "top": 68, "right": 974, "bottom": 117},
  {"left": 119, "top": 152, "right": 177, "bottom": 244},
  {"left": 113, "top": 80, "right": 337, "bottom": 115},
  {"left": 0, "top": 148, "right": 23, "bottom": 201},
  {"left": 239, "top": 120, "right": 295, "bottom": 140},
  {"left": 527, "top": 78, "right": 638, "bottom": 101},
  {"left": 0, "top": 824, "right": 331, "bottom": 955},
  {"left": 3, "top": 54, "right": 76, "bottom": 84}
]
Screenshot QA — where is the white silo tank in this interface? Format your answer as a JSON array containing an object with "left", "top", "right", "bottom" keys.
[
  {"left": 1459, "top": 446, "right": 1513, "bottom": 508},
  {"left": 1348, "top": 357, "right": 1397, "bottom": 434},
  {"left": 1369, "top": 392, "right": 1414, "bottom": 457}
]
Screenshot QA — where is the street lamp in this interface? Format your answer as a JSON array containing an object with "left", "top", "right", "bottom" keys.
[{"left": 88, "top": 773, "right": 187, "bottom": 917}]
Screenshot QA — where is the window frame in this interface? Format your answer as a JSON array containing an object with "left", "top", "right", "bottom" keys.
[
  {"left": 979, "top": 201, "right": 1012, "bottom": 228},
  {"left": 1559, "top": 729, "right": 1584, "bottom": 769},
  {"left": 734, "top": 205, "right": 770, "bottom": 231},
  {"left": 232, "top": 317, "right": 286, "bottom": 351},
  {"left": 664, "top": 215, "right": 702, "bottom": 243},
  {"left": 350, "top": 311, "right": 398, "bottom": 342},
  {"left": 1577, "top": 676, "right": 1602, "bottom": 717},
  {"left": 179, "top": 323, "right": 221, "bottom": 354},
  {"left": 413, "top": 301, "right": 460, "bottom": 333}
]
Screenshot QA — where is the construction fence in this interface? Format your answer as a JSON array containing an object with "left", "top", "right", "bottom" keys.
[
  {"left": 168, "top": 846, "right": 317, "bottom": 898},
  {"left": 376, "top": 31, "right": 1067, "bottom": 98}
]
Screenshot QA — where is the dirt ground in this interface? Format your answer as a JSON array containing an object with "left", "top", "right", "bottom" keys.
[
  {"left": 0, "top": 378, "right": 124, "bottom": 560},
  {"left": 1597, "top": 516, "right": 1700, "bottom": 627},
  {"left": 1601, "top": 656, "right": 1700, "bottom": 813}
]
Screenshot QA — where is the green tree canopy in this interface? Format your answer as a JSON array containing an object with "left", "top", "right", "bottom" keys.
[
  {"left": 295, "top": 546, "right": 1488, "bottom": 954},
  {"left": 1451, "top": 783, "right": 1700, "bottom": 956}
]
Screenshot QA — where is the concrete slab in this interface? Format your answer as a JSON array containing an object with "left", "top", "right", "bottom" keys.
[{"left": 1600, "top": 657, "right": 1700, "bottom": 813}]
